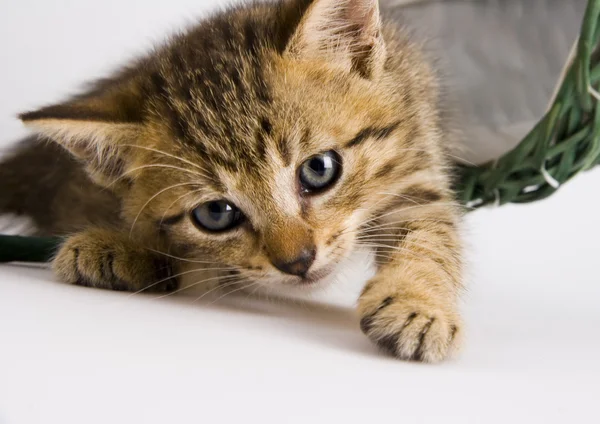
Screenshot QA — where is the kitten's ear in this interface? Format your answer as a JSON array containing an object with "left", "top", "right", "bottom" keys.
[
  {"left": 19, "top": 78, "right": 145, "bottom": 184},
  {"left": 286, "top": 0, "right": 386, "bottom": 78}
]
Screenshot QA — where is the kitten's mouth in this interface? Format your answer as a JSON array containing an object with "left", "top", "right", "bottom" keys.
[
  {"left": 292, "top": 248, "right": 348, "bottom": 287},
  {"left": 295, "top": 266, "right": 335, "bottom": 286}
]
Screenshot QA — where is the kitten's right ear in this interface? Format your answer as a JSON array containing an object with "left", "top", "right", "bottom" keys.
[
  {"left": 286, "top": 0, "right": 386, "bottom": 79},
  {"left": 19, "top": 78, "right": 146, "bottom": 185}
]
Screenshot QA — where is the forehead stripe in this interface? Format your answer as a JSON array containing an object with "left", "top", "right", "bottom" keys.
[
  {"left": 276, "top": 135, "right": 292, "bottom": 167},
  {"left": 345, "top": 121, "right": 401, "bottom": 148}
]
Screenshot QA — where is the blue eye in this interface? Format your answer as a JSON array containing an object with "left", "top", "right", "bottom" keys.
[
  {"left": 299, "top": 151, "right": 342, "bottom": 193},
  {"left": 191, "top": 200, "right": 244, "bottom": 232}
]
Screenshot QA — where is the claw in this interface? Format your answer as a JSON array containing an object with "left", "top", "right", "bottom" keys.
[{"left": 412, "top": 318, "right": 435, "bottom": 361}]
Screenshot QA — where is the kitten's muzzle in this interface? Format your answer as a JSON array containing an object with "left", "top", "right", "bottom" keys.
[
  {"left": 271, "top": 248, "right": 316, "bottom": 278},
  {"left": 263, "top": 220, "right": 316, "bottom": 279}
]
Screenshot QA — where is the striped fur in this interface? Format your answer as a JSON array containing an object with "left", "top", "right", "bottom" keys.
[{"left": 1, "top": 0, "right": 464, "bottom": 362}]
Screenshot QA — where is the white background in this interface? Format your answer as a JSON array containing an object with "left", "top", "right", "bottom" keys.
[{"left": 1, "top": 1, "right": 599, "bottom": 423}]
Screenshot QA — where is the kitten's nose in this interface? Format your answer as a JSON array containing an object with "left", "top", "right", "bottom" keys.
[{"left": 271, "top": 248, "right": 316, "bottom": 278}]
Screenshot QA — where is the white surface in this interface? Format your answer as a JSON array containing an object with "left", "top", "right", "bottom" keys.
[{"left": 1, "top": 1, "right": 600, "bottom": 423}]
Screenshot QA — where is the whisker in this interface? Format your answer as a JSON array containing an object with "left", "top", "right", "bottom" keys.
[
  {"left": 159, "top": 189, "right": 203, "bottom": 226},
  {"left": 334, "top": 219, "right": 420, "bottom": 241},
  {"left": 145, "top": 248, "right": 226, "bottom": 265},
  {"left": 192, "top": 275, "right": 252, "bottom": 303},
  {"left": 356, "top": 237, "right": 410, "bottom": 243},
  {"left": 361, "top": 203, "right": 457, "bottom": 226},
  {"left": 152, "top": 273, "right": 242, "bottom": 300},
  {"left": 241, "top": 281, "right": 265, "bottom": 306},
  {"left": 122, "top": 144, "right": 212, "bottom": 175},
  {"left": 359, "top": 221, "right": 452, "bottom": 233},
  {"left": 128, "top": 265, "right": 239, "bottom": 297},
  {"left": 359, "top": 238, "right": 455, "bottom": 258},
  {"left": 129, "top": 182, "right": 201, "bottom": 237},
  {"left": 445, "top": 153, "right": 478, "bottom": 167},
  {"left": 209, "top": 281, "right": 262, "bottom": 305},
  {"left": 358, "top": 240, "right": 459, "bottom": 269},
  {"left": 358, "top": 230, "right": 455, "bottom": 243},
  {"left": 360, "top": 201, "right": 464, "bottom": 228},
  {"left": 357, "top": 232, "right": 410, "bottom": 238},
  {"left": 358, "top": 231, "right": 452, "bottom": 243},
  {"left": 360, "top": 213, "right": 459, "bottom": 232},
  {"left": 104, "top": 164, "right": 207, "bottom": 190},
  {"left": 375, "top": 191, "right": 423, "bottom": 207}
]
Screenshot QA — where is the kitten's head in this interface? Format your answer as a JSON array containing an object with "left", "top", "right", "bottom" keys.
[{"left": 20, "top": 0, "right": 441, "bottom": 288}]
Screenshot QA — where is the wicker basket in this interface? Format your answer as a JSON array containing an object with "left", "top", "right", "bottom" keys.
[
  {"left": 1, "top": 0, "right": 600, "bottom": 263},
  {"left": 456, "top": 0, "right": 600, "bottom": 208}
]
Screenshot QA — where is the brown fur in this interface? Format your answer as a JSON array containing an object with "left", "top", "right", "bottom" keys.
[{"left": 0, "top": 0, "right": 464, "bottom": 362}]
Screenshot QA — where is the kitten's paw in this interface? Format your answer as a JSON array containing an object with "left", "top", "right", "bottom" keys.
[
  {"left": 53, "top": 230, "right": 178, "bottom": 293},
  {"left": 358, "top": 284, "right": 462, "bottom": 363}
]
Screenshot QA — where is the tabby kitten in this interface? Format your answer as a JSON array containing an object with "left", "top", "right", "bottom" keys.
[{"left": 0, "top": 0, "right": 464, "bottom": 362}]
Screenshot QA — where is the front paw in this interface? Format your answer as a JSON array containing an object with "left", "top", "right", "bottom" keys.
[
  {"left": 53, "top": 230, "right": 178, "bottom": 293},
  {"left": 358, "top": 283, "right": 462, "bottom": 363}
]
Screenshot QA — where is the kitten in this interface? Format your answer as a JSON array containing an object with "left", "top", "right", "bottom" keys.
[{"left": 0, "top": 0, "right": 464, "bottom": 362}]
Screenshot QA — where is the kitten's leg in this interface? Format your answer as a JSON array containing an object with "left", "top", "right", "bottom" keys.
[
  {"left": 358, "top": 197, "right": 463, "bottom": 363},
  {"left": 53, "top": 228, "right": 178, "bottom": 293}
]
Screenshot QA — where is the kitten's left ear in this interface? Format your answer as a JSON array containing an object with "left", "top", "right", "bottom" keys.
[{"left": 286, "top": 0, "right": 386, "bottom": 78}]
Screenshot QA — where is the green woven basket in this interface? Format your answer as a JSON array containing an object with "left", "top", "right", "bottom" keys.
[
  {"left": 1, "top": 0, "right": 600, "bottom": 264},
  {"left": 457, "top": 0, "right": 600, "bottom": 207}
]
